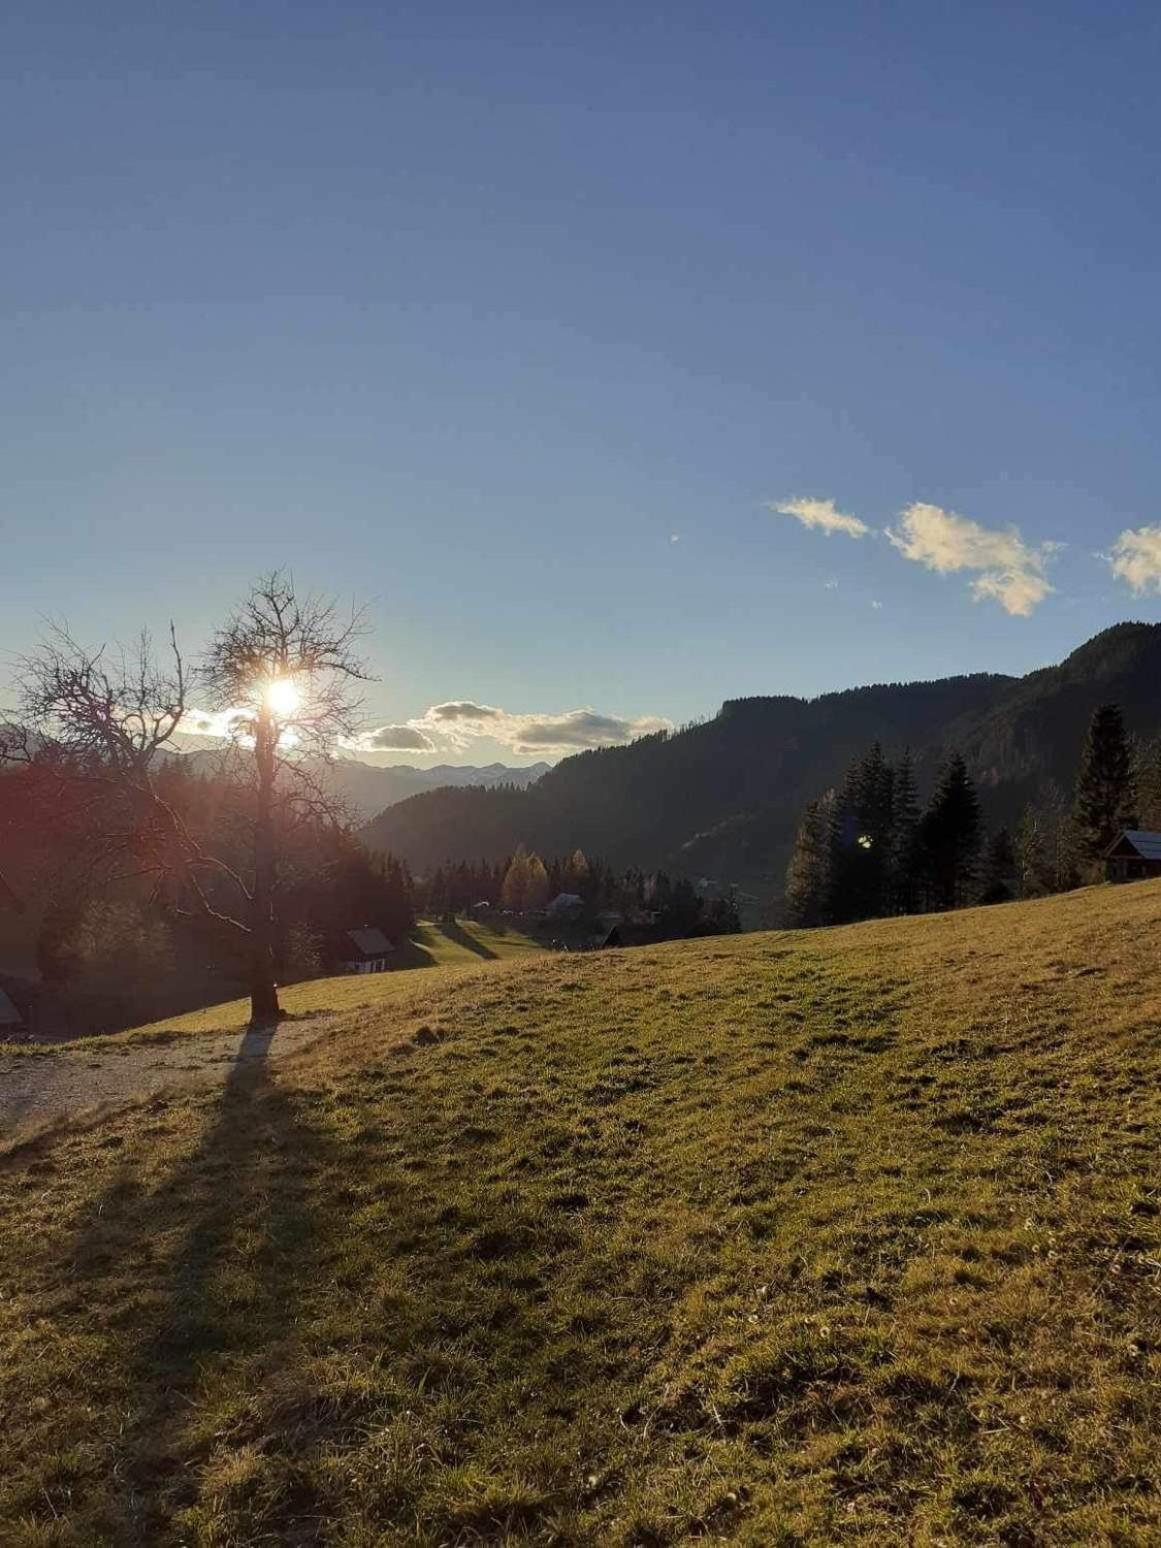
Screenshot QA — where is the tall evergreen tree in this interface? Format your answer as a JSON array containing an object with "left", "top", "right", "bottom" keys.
[
  {"left": 890, "top": 747, "right": 921, "bottom": 915},
  {"left": 1075, "top": 703, "right": 1136, "bottom": 866},
  {"left": 919, "top": 753, "right": 981, "bottom": 911},
  {"left": 785, "top": 794, "right": 833, "bottom": 927},
  {"left": 827, "top": 743, "right": 894, "bottom": 923}
]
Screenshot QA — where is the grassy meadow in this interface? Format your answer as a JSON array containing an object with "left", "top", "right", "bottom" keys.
[
  {"left": 121, "top": 915, "right": 543, "bottom": 1041},
  {"left": 1, "top": 883, "right": 1159, "bottom": 1543},
  {"left": 3, "top": 917, "right": 543, "bottom": 1052}
]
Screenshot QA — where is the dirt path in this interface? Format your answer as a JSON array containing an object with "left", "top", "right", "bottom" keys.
[{"left": 0, "top": 1018, "right": 333, "bottom": 1141}]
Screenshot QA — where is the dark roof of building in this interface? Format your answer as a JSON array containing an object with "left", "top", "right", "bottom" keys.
[
  {"left": 345, "top": 928, "right": 394, "bottom": 958},
  {"left": 1107, "top": 830, "right": 1161, "bottom": 861}
]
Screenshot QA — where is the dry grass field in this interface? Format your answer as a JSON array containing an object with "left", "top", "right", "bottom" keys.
[{"left": 1, "top": 884, "right": 1159, "bottom": 1543}]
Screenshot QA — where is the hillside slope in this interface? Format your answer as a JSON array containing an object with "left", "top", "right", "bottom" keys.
[
  {"left": 2, "top": 883, "right": 1159, "bottom": 1542},
  {"left": 174, "top": 751, "right": 550, "bottom": 824},
  {"left": 364, "top": 623, "right": 1161, "bottom": 894}
]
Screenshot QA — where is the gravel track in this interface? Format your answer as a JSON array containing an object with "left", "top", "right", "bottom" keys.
[{"left": 0, "top": 1018, "right": 331, "bottom": 1141}]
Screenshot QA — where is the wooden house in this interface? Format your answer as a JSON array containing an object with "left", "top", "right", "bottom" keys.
[
  {"left": 340, "top": 927, "right": 395, "bottom": 974},
  {"left": 1104, "top": 830, "right": 1161, "bottom": 883}
]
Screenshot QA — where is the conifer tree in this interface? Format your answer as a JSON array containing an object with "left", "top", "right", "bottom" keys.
[
  {"left": 825, "top": 760, "right": 864, "bottom": 924},
  {"left": 427, "top": 865, "right": 449, "bottom": 917},
  {"left": 919, "top": 753, "right": 981, "bottom": 910},
  {"left": 890, "top": 747, "right": 921, "bottom": 914},
  {"left": 827, "top": 743, "right": 894, "bottom": 923},
  {"left": 785, "top": 794, "right": 833, "bottom": 927},
  {"left": 860, "top": 741, "right": 895, "bottom": 917},
  {"left": 1075, "top": 703, "right": 1136, "bottom": 866}
]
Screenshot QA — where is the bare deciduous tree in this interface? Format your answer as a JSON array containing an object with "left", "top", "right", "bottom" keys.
[
  {"left": 201, "top": 573, "right": 370, "bottom": 1021},
  {"left": 2, "top": 572, "right": 371, "bottom": 1025}
]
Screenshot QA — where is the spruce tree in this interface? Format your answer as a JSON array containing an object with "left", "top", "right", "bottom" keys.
[
  {"left": 919, "top": 753, "right": 981, "bottom": 910},
  {"left": 890, "top": 747, "right": 920, "bottom": 914},
  {"left": 827, "top": 743, "right": 895, "bottom": 923},
  {"left": 785, "top": 794, "right": 833, "bottom": 927},
  {"left": 862, "top": 741, "right": 895, "bottom": 917},
  {"left": 1074, "top": 703, "right": 1136, "bottom": 865}
]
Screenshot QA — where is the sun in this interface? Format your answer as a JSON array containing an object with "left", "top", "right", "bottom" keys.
[{"left": 263, "top": 676, "right": 301, "bottom": 718}]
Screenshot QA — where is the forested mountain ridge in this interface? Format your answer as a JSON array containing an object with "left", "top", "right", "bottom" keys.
[
  {"left": 174, "top": 751, "right": 550, "bottom": 823},
  {"left": 362, "top": 623, "right": 1161, "bottom": 898}
]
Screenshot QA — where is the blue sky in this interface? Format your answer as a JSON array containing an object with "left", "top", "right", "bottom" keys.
[{"left": 4, "top": 1, "right": 1161, "bottom": 765}]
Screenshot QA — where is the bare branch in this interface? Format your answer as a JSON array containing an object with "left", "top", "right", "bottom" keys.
[
  {"left": 6, "top": 573, "right": 374, "bottom": 1027},
  {"left": 202, "top": 569, "right": 373, "bottom": 757}
]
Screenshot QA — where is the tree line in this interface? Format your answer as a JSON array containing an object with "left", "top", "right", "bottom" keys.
[
  {"left": 417, "top": 844, "right": 741, "bottom": 941},
  {"left": 784, "top": 702, "right": 1159, "bottom": 927}
]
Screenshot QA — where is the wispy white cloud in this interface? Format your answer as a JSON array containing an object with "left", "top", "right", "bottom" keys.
[
  {"left": 1109, "top": 524, "right": 1161, "bottom": 595},
  {"left": 885, "top": 502, "right": 1055, "bottom": 616},
  {"left": 669, "top": 532, "right": 681, "bottom": 544},
  {"left": 768, "top": 496, "right": 870, "bottom": 539}
]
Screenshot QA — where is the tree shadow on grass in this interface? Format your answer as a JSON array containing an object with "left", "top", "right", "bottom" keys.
[
  {"left": 66, "top": 1022, "right": 335, "bottom": 1540},
  {"left": 435, "top": 918, "right": 498, "bottom": 961},
  {"left": 388, "top": 932, "right": 439, "bottom": 970}
]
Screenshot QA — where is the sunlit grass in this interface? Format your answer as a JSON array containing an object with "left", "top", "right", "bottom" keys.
[{"left": 1, "top": 884, "right": 1159, "bottom": 1542}]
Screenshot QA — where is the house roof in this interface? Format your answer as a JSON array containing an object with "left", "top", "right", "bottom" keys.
[
  {"left": 0, "top": 987, "right": 24, "bottom": 1026},
  {"left": 1107, "top": 830, "right": 1161, "bottom": 861},
  {"left": 546, "top": 892, "right": 584, "bottom": 914},
  {"left": 345, "top": 928, "right": 394, "bottom": 957}
]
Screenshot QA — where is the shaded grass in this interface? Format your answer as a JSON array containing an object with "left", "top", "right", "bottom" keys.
[
  {"left": 0, "top": 918, "right": 542, "bottom": 1053},
  {"left": 1, "top": 884, "right": 1160, "bottom": 1542}
]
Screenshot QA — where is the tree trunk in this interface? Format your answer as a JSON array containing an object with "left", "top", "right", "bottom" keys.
[{"left": 249, "top": 708, "right": 282, "bottom": 1026}]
